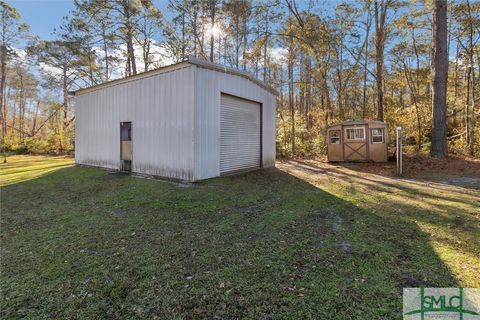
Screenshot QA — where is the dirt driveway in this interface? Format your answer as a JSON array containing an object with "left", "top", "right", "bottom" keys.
[
  {"left": 278, "top": 156, "right": 480, "bottom": 190},
  {"left": 277, "top": 158, "right": 480, "bottom": 288}
]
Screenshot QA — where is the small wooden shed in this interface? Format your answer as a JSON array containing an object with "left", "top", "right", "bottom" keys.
[{"left": 326, "top": 120, "right": 389, "bottom": 162}]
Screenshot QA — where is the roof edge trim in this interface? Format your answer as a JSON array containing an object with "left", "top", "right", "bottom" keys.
[{"left": 73, "top": 58, "right": 277, "bottom": 96}]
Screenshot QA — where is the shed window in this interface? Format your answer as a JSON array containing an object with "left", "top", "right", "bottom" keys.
[
  {"left": 329, "top": 130, "right": 340, "bottom": 144},
  {"left": 345, "top": 127, "right": 365, "bottom": 141},
  {"left": 371, "top": 128, "right": 384, "bottom": 143}
]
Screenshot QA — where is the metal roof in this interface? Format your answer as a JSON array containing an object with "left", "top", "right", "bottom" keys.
[
  {"left": 73, "top": 57, "right": 277, "bottom": 96},
  {"left": 327, "top": 120, "right": 388, "bottom": 128}
]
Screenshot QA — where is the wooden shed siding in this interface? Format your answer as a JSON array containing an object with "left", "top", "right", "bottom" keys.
[
  {"left": 368, "top": 122, "right": 389, "bottom": 162},
  {"left": 326, "top": 121, "right": 389, "bottom": 162}
]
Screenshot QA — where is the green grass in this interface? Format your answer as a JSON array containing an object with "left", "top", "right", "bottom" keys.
[
  {"left": 1, "top": 156, "right": 479, "bottom": 319},
  {"left": 0, "top": 155, "right": 73, "bottom": 187}
]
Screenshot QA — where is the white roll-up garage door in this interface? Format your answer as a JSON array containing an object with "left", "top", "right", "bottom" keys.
[{"left": 220, "top": 94, "right": 261, "bottom": 174}]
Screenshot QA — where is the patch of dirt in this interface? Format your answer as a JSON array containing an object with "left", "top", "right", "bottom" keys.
[
  {"left": 174, "top": 182, "right": 193, "bottom": 188},
  {"left": 112, "top": 208, "right": 127, "bottom": 217},
  {"left": 101, "top": 171, "right": 130, "bottom": 179},
  {"left": 339, "top": 240, "right": 353, "bottom": 253},
  {"left": 309, "top": 208, "right": 355, "bottom": 231},
  {"left": 334, "top": 154, "right": 480, "bottom": 178},
  {"left": 282, "top": 155, "right": 480, "bottom": 189},
  {"left": 397, "top": 275, "right": 434, "bottom": 289},
  {"left": 313, "top": 239, "right": 353, "bottom": 254},
  {"left": 442, "top": 177, "right": 480, "bottom": 188}
]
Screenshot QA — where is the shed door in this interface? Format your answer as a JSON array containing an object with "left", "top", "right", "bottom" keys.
[
  {"left": 343, "top": 125, "right": 368, "bottom": 161},
  {"left": 120, "top": 122, "right": 132, "bottom": 171},
  {"left": 220, "top": 94, "right": 261, "bottom": 174}
]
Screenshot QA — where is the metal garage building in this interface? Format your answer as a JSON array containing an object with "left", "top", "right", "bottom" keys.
[{"left": 74, "top": 58, "right": 276, "bottom": 181}]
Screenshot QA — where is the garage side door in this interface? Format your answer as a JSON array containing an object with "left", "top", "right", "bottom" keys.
[{"left": 220, "top": 94, "right": 261, "bottom": 174}]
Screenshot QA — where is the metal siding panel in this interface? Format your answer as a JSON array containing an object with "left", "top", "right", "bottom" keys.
[
  {"left": 75, "top": 66, "right": 195, "bottom": 180},
  {"left": 193, "top": 67, "right": 219, "bottom": 180},
  {"left": 263, "top": 93, "right": 276, "bottom": 167}
]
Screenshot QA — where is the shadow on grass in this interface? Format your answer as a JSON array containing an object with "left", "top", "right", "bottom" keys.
[
  {"left": 334, "top": 156, "right": 480, "bottom": 190},
  {"left": 1, "top": 165, "right": 459, "bottom": 319},
  {"left": 289, "top": 160, "right": 480, "bottom": 264},
  {"left": 291, "top": 159, "right": 480, "bottom": 216}
]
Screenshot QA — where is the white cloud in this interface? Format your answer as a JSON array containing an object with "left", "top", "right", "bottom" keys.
[
  {"left": 269, "top": 47, "right": 288, "bottom": 64},
  {"left": 36, "top": 39, "right": 175, "bottom": 80},
  {"left": 10, "top": 48, "right": 28, "bottom": 66},
  {"left": 38, "top": 62, "right": 63, "bottom": 78}
]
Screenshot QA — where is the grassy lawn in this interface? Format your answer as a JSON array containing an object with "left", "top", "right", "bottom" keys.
[
  {"left": 0, "top": 155, "right": 73, "bottom": 187},
  {"left": 1, "top": 155, "right": 479, "bottom": 319}
]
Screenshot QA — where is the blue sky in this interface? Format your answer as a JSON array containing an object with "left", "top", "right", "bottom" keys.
[
  {"left": 7, "top": 0, "right": 170, "bottom": 41},
  {"left": 7, "top": 0, "right": 354, "bottom": 45},
  {"left": 8, "top": 0, "right": 453, "bottom": 70},
  {"left": 7, "top": 0, "right": 76, "bottom": 40}
]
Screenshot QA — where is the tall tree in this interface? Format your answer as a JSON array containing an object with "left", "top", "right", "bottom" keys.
[
  {"left": 72, "top": 0, "right": 118, "bottom": 81},
  {"left": 223, "top": 0, "right": 251, "bottom": 69},
  {"left": 135, "top": 2, "right": 164, "bottom": 72},
  {"left": 205, "top": 0, "right": 219, "bottom": 62},
  {"left": 431, "top": 0, "right": 448, "bottom": 157},
  {"left": 362, "top": 1, "right": 372, "bottom": 119},
  {"left": 0, "top": 2, "right": 29, "bottom": 138},
  {"left": 30, "top": 40, "right": 80, "bottom": 150},
  {"left": 166, "top": 0, "right": 206, "bottom": 61},
  {"left": 374, "top": 0, "right": 389, "bottom": 121},
  {"left": 452, "top": 0, "right": 479, "bottom": 156}
]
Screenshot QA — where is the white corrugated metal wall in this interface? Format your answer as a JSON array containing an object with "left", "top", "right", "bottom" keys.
[
  {"left": 75, "top": 62, "right": 275, "bottom": 181},
  {"left": 194, "top": 66, "right": 276, "bottom": 180},
  {"left": 75, "top": 65, "right": 196, "bottom": 180}
]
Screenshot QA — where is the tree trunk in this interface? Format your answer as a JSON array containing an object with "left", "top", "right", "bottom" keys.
[
  {"left": 143, "top": 38, "right": 150, "bottom": 72},
  {"left": 263, "top": 9, "right": 269, "bottom": 83},
  {"left": 11, "top": 89, "right": 16, "bottom": 137},
  {"left": 124, "top": 3, "right": 136, "bottom": 76},
  {"left": 63, "top": 66, "right": 69, "bottom": 150},
  {"left": 126, "top": 32, "right": 136, "bottom": 75},
  {"left": 305, "top": 55, "right": 312, "bottom": 131},
  {"left": 469, "top": 58, "right": 476, "bottom": 156},
  {"left": 0, "top": 44, "right": 6, "bottom": 138},
  {"left": 288, "top": 39, "right": 295, "bottom": 155},
  {"left": 402, "top": 60, "right": 422, "bottom": 152},
  {"left": 336, "top": 46, "right": 344, "bottom": 120},
  {"left": 181, "top": 10, "right": 186, "bottom": 59},
  {"left": 56, "top": 112, "right": 63, "bottom": 151},
  {"left": 466, "top": 60, "right": 471, "bottom": 153},
  {"left": 362, "top": 7, "right": 371, "bottom": 119},
  {"left": 242, "top": 18, "right": 248, "bottom": 70},
  {"left": 209, "top": 1, "right": 216, "bottom": 62},
  {"left": 101, "top": 23, "right": 110, "bottom": 81},
  {"left": 234, "top": 15, "right": 240, "bottom": 68},
  {"left": 31, "top": 100, "right": 40, "bottom": 135},
  {"left": 18, "top": 73, "right": 24, "bottom": 143},
  {"left": 193, "top": 0, "right": 198, "bottom": 57},
  {"left": 466, "top": 0, "right": 476, "bottom": 156},
  {"left": 453, "top": 40, "right": 459, "bottom": 99},
  {"left": 431, "top": 0, "right": 448, "bottom": 157},
  {"left": 374, "top": 0, "right": 386, "bottom": 122}
]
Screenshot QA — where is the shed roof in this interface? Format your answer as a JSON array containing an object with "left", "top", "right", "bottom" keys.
[
  {"left": 73, "top": 57, "right": 277, "bottom": 96},
  {"left": 327, "top": 120, "right": 387, "bottom": 128}
]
